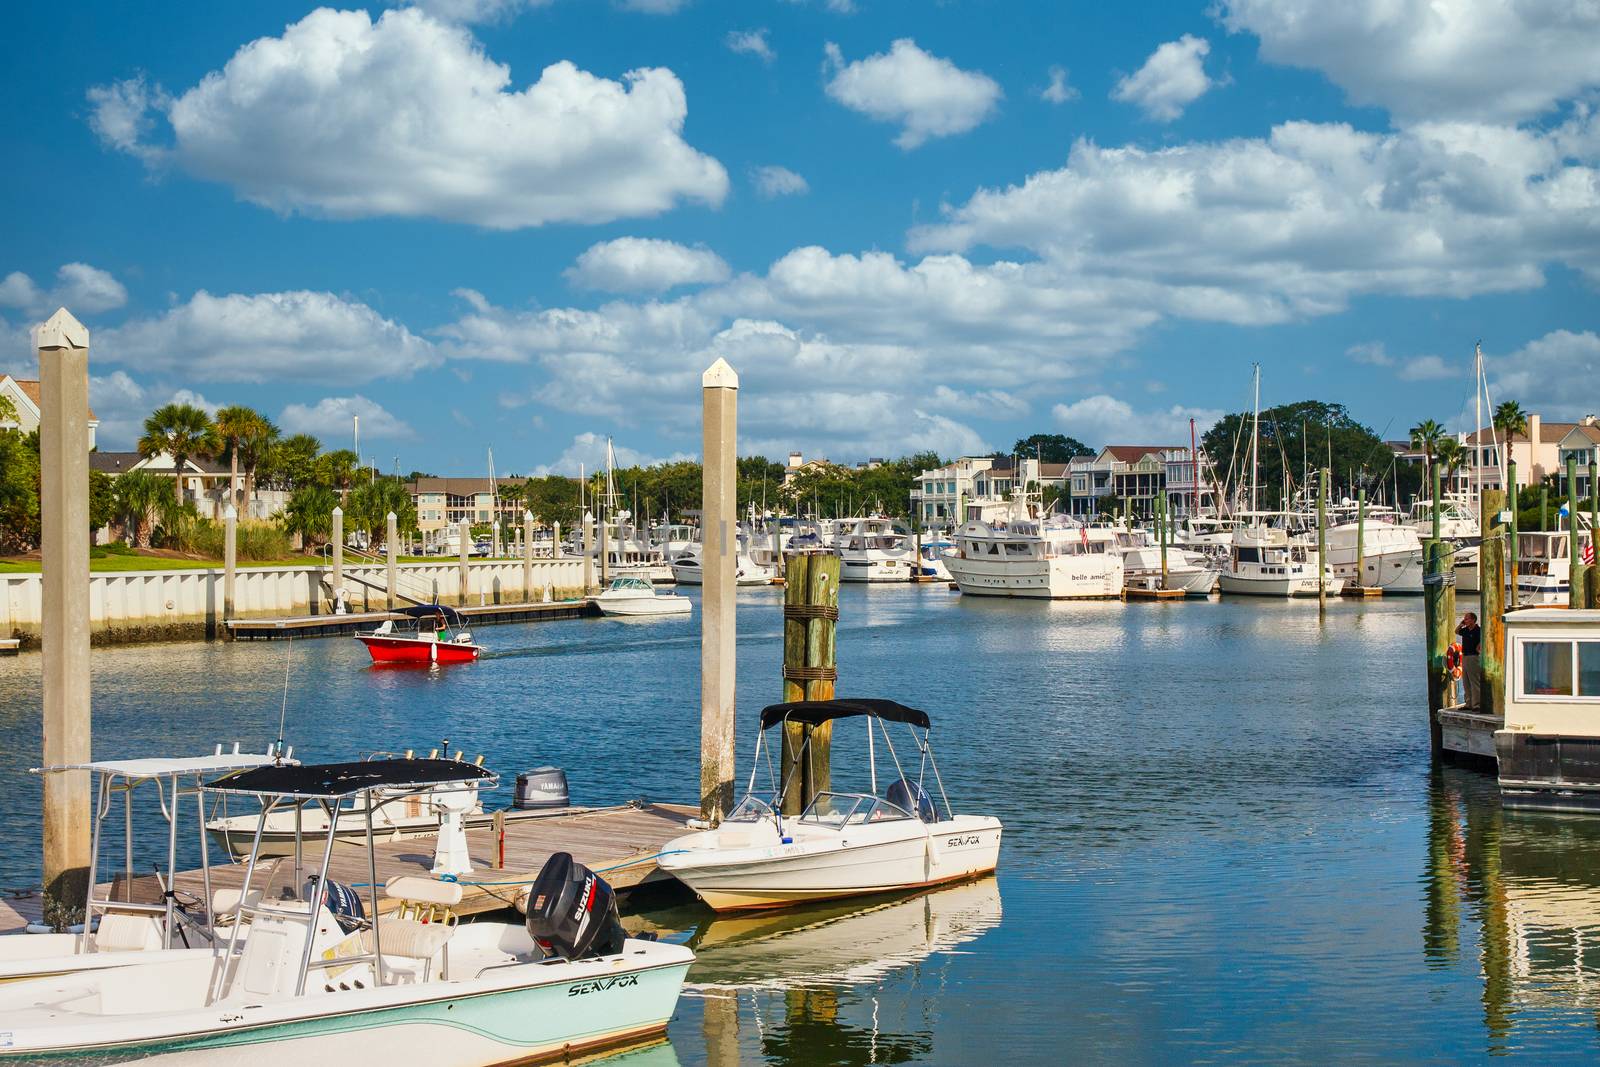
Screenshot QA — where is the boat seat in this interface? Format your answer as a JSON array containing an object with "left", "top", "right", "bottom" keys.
[
  {"left": 373, "top": 620, "right": 393, "bottom": 635},
  {"left": 210, "top": 887, "right": 263, "bottom": 921},
  {"left": 455, "top": 632, "right": 472, "bottom": 643},
  {"left": 93, "top": 911, "right": 164, "bottom": 952},
  {"left": 361, "top": 876, "right": 464, "bottom": 980}
]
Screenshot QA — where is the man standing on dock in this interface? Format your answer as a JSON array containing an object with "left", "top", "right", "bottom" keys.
[{"left": 1456, "top": 612, "right": 1481, "bottom": 710}]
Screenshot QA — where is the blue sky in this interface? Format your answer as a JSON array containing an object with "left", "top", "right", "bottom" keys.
[{"left": 2, "top": 0, "right": 1596, "bottom": 475}]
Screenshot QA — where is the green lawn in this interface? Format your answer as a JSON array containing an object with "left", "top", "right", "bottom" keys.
[{"left": 0, "top": 556, "right": 323, "bottom": 574}]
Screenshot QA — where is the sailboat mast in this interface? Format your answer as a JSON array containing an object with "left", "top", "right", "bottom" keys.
[{"left": 1249, "top": 364, "right": 1261, "bottom": 518}]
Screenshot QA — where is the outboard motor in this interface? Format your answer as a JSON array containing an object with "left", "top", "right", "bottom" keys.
[
  {"left": 515, "top": 766, "right": 570, "bottom": 810},
  {"left": 304, "top": 875, "right": 366, "bottom": 934},
  {"left": 886, "top": 778, "right": 938, "bottom": 824},
  {"left": 524, "top": 851, "right": 626, "bottom": 961}
]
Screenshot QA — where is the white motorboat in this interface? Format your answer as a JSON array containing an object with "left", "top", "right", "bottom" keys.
[
  {"left": 915, "top": 537, "right": 954, "bottom": 581},
  {"left": 1514, "top": 529, "right": 1589, "bottom": 605},
  {"left": 0, "top": 759, "right": 693, "bottom": 1064},
  {"left": 1217, "top": 526, "right": 1341, "bottom": 597},
  {"left": 1324, "top": 519, "right": 1424, "bottom": 593},
  {"left": 669, "top": 548, "right": 774, "bottom": 587},
  {"left": 2, "top": 747, "right": 282, "bottom": 984},
  {"left": 659, "top": 699, "right": 1002, "bottom": 911},
  {"left": 595, "top": 576, "right": 693, "bottom": 616},
  {"left": 837, "top": 517, "right": 915, "bottom": 582},
  {"left": 1122, "top": 546, "right": 1218, "bottom": 595},
  {"left": 945, "top": 510, "right": 1123, "bottom": 599}
]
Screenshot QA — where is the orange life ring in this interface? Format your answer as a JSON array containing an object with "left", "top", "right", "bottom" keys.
[{"left": 1445, "top": 643, "right": 1463, "bottom": 679}]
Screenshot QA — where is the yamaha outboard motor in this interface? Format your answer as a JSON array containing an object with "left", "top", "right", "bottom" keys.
[
  {"left": 886, "top": 778, "right": 938, "bottom": 823},
  {"left": 524, "top": 851, "right": 626, "bottom": 961},
  {"left": 515, "top": 766, "right": 570, "bottom": 810},
  {"left": 304, "top": 875, "right": 366, "bottom": 934}
]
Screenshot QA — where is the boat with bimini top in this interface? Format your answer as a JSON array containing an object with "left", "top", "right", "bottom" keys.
[{"left": 355, "top": 604, "right": 482, "bottom": 665}]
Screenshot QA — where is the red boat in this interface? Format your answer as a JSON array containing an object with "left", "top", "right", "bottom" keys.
[{"left": 357, "top": 605, "right": 483, "bottom": 666}]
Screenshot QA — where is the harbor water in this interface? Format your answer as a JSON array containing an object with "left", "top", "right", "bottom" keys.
[{"left": 3, "top": 589, "right": 1598, "bottom": 1063}]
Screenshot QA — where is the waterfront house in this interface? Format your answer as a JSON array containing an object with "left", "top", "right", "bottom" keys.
[
  {"left": 409, "top": 476, "right": 527, "bottom": 550},
  {"left": 0, "top": 374, "right": 98, "bottom": 448},
  {"left": 1459, "top": 413, "right": 1593, "bottom": 495},
  {"left": 1066, "top": 446, "right": 1201, "bottom": 518}
]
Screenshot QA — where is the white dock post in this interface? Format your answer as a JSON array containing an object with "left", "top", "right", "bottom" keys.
[
  {"left": 458, "top": 520, "right": 471, "bottom": 606},
  {"left": 37, "top": 308, "right": 92, "bottom": 923},
  {"left": 223, "top": 504, "right": 237, "bottom": 625},
  {"left": 599, "top": 514, "right": 610, "bottom": 587},
  {"left": 331, "top": 506, "right": 344, "bottom": 613},
  {"left": 522, "top": 509, "right": 534, "bottom": 603},
  {"left": 582, "top": 511, "right": 595, "bottom": 594},
  {"left": 700, "top": 357, "right": 739, "bottom": 823},
  {"left": 552, "top": 521, "right": 562, "bottom": 560},
  {"left": 385, "top": 511, "right": 398, "bottom": 610}
]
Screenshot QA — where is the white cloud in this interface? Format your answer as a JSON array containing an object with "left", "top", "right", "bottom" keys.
[
  {"left": 911, "top": 118, "right": 1600, "bottom": 322},
  {"left": 531, "top": 431, "right": 687, "bottom": 477},
  {"left": 928, "top": 385, "right": 1029, "bottom": 418},
  {"left": 751, "top": 165, "right": 809, "bottom": 198},
  {"left": 85, "top": 76, "right": 169, "bottom": 162},
  {"left": 1397, "top": 354, "right": 1458, "bottom": 381},
  {"left": 1346, "top": 341, "right": 1392, "bottom": 366},
  {"left": 1052, "top": 394, "right": 1221, "bottom": 447},
  {"left": 1219, "top": 0, "right": 1600, "bottom": 124},
  {"left": 0, "top": 263, "right": 128, "bottom": 318},
  {"left": 823, "top": 39, "right": 1002, "bottom": 149},
  {"left": 725, "top": 28, "right": 774, "bottom": 63},
  {"left": 783, "top": 0, "right": 856, "bottom": 13},
  {"left": 1492, "top": 330, "right": 1600, "bottom": 417},
  {"left": 617, "top": 0, "right": 689, "bottom": 11},
  {"left": 1040, "top": 65, "right": 1079, "bottom": 105},
  {"left": 1111, "top": 35, "right": 1218, "bottom": 122},
  {"left": 88, "top": 8, "right": 727, "bottom": 229},
  {"left": 279, "top": 395, "right": 416, "bottom": 441},
  {"left": 565, "top": 237, "right": 730, "bottom": 293},
  {"left": 404, "top": 0, "right": 552, "bottom": 23},
  {"left": 99, "top": 290, "right": 438, "bottom": 385}
]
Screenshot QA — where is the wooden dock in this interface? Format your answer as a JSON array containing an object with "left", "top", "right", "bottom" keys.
[
  {"left": 1342, "top": 585, "right": 1384, "bottom": 597},
  {"left": 0, "top": 802, "right": 695, "bottom": 934},
  {"left": 226, "top": 599, "right": 598, "bottom": 640},
  {"left": 1125, "top": 586, "right": 1186, "bottom": 600}
]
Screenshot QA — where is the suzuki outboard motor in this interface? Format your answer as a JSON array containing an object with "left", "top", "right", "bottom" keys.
[
  {"left": 524, "top": 851, "right": 626, "bottom": 961},
  {"left": 886, "top": 778, "right": 938, "bottom": 823}
]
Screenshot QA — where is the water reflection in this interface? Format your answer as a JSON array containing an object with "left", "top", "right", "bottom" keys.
[
  {"left": 1426, "top": 768, "right": 1600, "bottom": 1053},
  {"left": 635, "top": 878, "right": 1000, "bottom": 1065}
]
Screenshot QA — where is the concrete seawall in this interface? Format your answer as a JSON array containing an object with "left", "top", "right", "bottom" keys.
[{"left": 1, "top": 558, "right": 587, "bottom": 647}]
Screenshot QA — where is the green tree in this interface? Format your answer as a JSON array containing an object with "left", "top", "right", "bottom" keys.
[
  {"left": 283, "top": 485, "right": 338, "bottom": 547},
  {"left": 521, "top": 476, "right": 582, "bottom": 528},
  {"left": 0, "top": 427, "right": 39, "bottom": 552},
  {"left": 1493, "top": 400, "right": 1529, "bottom": 438},
  {"left": 112, "top": 470, "right": 174, "bottom": 549},
  {"left": 1410, "top": 418, "right": 1446, "bottom": 497},
  {"left": 258, "top": 433, "right": 321, "bottom": 491},
  {"left": 314, "top": 449, "right": 359, "bottom": 499},
  {"left": 1203, "top": 400, "right": 1407, "bottom": 511},
  {"left": 215, "top": 406, "right": 280, "bottom": 510},
  {"left": 1435, "top": 438, "right": 1465, "bottom": 490},
  {"left": 88, "top": 469, "right": 115, "bottom": 533},
  {"left": 1012, "top": 433, "right": 1093, "bottom": 463},
  {"left": 346, "top": 478, "right": 417, "bottom": 544},
  {"left": 138, "top": 403, "right": 217, "bottom": 504}
]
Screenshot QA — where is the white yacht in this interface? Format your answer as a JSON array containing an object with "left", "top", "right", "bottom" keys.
[
  {"left": 1217, "top": 526, "right": 1342, "bottom": 598},
  {"left": 594, "top": 575, "right": 692, "bottom": 616},
  {"left": 837, "top": 517, "right": 915, "bottom": 582},
  {"left": 1514, "top": 529, "right": 1590, "bottom": 605},
  {"left": 1122, "top": 545, "right": 1219, "bottom": 595},
  {"left": 1324, "top": 519, "right": 1424, "bottom": 593},
  {"left": 945, "top": 511, "right": 1123, "bottom": 599},
  {"left": 668, "top": 547, "right": 774, "bottom": 587},
  {"left": 659, "top": 699, "right": 1001, "bottom": 911}
]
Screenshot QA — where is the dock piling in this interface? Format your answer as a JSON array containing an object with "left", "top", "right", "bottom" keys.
[
  {"left": 1356, "top": 487, "right": 1366, "bottom": 587},
  {"left": 582, "top": 511, "right": 594, "bottom": 594},
  {"left": 1480, "top": 489, "right": 1506, "bottom": 715},
  {"left": 331, "top": 506, "right": 344, "bottom": 611},
  {"left": 385, "top": 511, "right": 397, "bottom": 610},
  {"left": 1318, "top": 467, "right": 1328, "bottom": 611},
  {"left": 1569, "top": 456, "right": 1584, "bottom": 609},
  {"left": 1423, "top": 467, "right": 1451, "bottom": 756},
  {"left": 1508, "top": 461, "right": 1518, "bottom": 604},
  {"left": 1157, "top": 493, "right": 1168, "bottom": 584},
  {"left": 522, "top": 510, "right": 534, "bottom": 603},
  {"left": 552, "top": 521, "right": 562, "bottom": 561},
  {"left": 37, "top": 308, "right": 92, "bottom": 927},
  {"left": 223, "top": 505, "right": 237, "bottom": 622},
  {"left": 699, "top": 358, "right": 739, "bottom": 824},
  {"left": 458, "top": 521, "right": 470, "bottom": 606}
]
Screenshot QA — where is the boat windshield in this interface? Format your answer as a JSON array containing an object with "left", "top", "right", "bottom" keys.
[
  {"left": 609, "top": 577, "right": 654, "bottom": 591},
  {"left": 724, "top": 795, "right": 777, "bottom": 823},
  {"left": 798, "top": 791, "right": 912, "bottom": 828}
]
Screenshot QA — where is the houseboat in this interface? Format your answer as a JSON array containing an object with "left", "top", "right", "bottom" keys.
[{"left": 1495, "top": 609, "right": 1600, "bottom": 812}]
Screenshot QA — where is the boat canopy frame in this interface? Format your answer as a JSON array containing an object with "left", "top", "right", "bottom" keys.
[
  {"left": 204, "top": 757, "right": 498, "bottom": 1001},
  {"left": 30, "top": 744, "right": 285, "bottom": 955},
  {"left": 745, "top": 699, "right": 953, "bottom": 825}
]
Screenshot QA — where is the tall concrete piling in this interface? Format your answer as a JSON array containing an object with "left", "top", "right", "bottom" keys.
[
  {"left": 331, "top": 506, "right": 345, "bottom": 612},
  {"left": 385, "top": 511, "right": 398, "bottom": 610},
  {"left": 37, "top": 308, "right": 92, "bottom": 925},
  {"left": 458, "top": 520, "right": 471, "bottom": 606},
  {"left": 700, "top": 358, "right": 739, "bottom": 824},
  {"left": 523, "top": 510, "right": 535, "bottom": 603},
  {"left": 223, "top": 505, "right": 238, "bottom": 623}
]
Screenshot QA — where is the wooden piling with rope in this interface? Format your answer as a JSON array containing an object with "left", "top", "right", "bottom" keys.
[
  {"left": 1479, "top": 488, "right": 1507, "bottom": 717},
  {"left": 1423, "top": 467, "right": 1453, "bottom": 756},
  {"left": 779, "top": 552, "right": 839, "bottom": 814}
]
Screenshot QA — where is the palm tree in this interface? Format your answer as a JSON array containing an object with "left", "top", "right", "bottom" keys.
[
  {"left": 1435, "top": 439, "right": 1466, "bottom": 495},
  {"left": 213, "top": 405, "right": 257, "bottom": 511},
  {"left": 1410, "top": 418, "right": 1446, "bottom": 498},
  {"left": 111, "top": 470, "right": 172, "bottom": 549},
  {"left": 315, "top": 449, "right": 359, "bottom": 502},
  {"left": 283, "top": 485, "right": 338, "bottom": 548},
  {"left": 1493, "top": 400, "right": 1529, "bottom": 439},
  {"left": 238, "top": 412, "right": 279, "bottom": 511},
  {"left": 138, "top": 403, "right": 218, "bottom": 506}
]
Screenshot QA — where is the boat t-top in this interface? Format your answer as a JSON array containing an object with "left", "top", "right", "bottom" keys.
[
  {"left": 4, "top": 745, "right": 283, "bottom": 983},
  {"left": 660, "top": 698, "right": 1003, "bottom": 911},
  {"left": 355, "top": 604, "right": 482, "bottom": 665},
  {"left": 0, "top": 758, "right": 693, "bottom": 1064}
]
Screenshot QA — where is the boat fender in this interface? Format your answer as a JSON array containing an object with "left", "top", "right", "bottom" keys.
[{"left": 1445, "top": 642, "right": 1463, "bottom": 679}]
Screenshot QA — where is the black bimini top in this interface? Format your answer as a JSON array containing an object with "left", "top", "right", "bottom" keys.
[
  {"left": 205, "top": 758, "right": 496, "bottom": 799},
  {"left": 758, "top": 699, "right": 931, "bottom": 731},
  {"left": 396, "top": 604, "right": 466, "bottom": 624}
]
